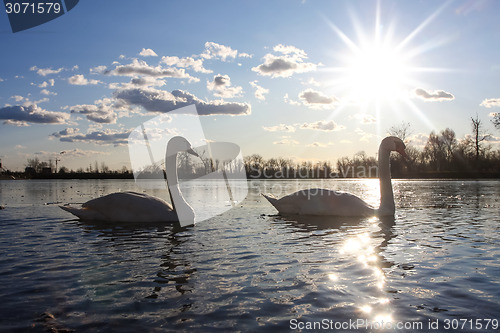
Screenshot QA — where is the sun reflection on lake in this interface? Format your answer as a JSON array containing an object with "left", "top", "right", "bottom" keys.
[{"left": 339, "top": 224, "right": 396, "bottom": 326}]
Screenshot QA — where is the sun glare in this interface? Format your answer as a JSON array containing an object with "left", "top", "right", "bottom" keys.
[{"left": 345, "top": 42, "right": 411, "bottom": 102}]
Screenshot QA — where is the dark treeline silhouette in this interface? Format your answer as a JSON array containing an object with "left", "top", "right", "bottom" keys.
[
  {"left": 245, "top": 119, "right": 500, "bottom": 179},
  {"left": 3, "top": 117, "right": 499, "bottom": 180}
]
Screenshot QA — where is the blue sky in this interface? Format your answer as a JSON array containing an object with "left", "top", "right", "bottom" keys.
[{"left": 1, "top": 0, "right": 499, "bottom": 171}]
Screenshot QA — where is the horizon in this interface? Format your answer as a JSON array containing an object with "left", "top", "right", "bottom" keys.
[{"left": 1, "top": 0, "right": 500, "bottom": 172}]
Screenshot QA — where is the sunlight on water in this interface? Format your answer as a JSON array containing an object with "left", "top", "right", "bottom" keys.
[{"left": 0, "top": 179, "right": 499, "bottom": 331}]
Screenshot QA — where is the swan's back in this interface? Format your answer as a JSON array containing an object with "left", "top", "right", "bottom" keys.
[
  {"left": 263, "top": 189, "right": 375, "bottom": 217},
  {"left": 61, "top": 191, "right": 178, "bottom": 222}
]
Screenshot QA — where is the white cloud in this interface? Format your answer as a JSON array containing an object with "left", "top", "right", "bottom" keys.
[
  {"left": 51, "top": 128, "right": 131, "bottom": 146},
  {"left": 68, "top": 74, "right": 101, "bottom": 86},
  {"left": 298, "top": 89, "right": 339, "bottom": 109},
  {"left": 38, "top": 79, "right": 55, "bottom": 88},
  {"left": 262, "top": 124, "right": 296, "bottom": 132},
  {"left": 355, "top": 128, "right": 378, "bottom": 142},
  {"left": 284, "top": 93, "right": 300, "bottom": 106},
  {"left": 273, "top": 137, "right": 299, "bottom": 145},
  {"left": 0, "top": 103, "right": 69, "bottom": 125},
  {"left": 354, "top": 113, "right": 377, "bottom": 124},
  {"left": 307, "top": 142, "right": 334, "bottom": 148},
  {"left": 106, "top": 59, "right": 199, "bottom": 82},
  {"left": 40, "top": 89, "right": 57, "bottom": 96},
  {"left": 414, "top": 88, "right": 455, "bottom": 101},
  {"left": 11, "top": 95, "right": 25, "bottom": 102},
  {"left": 252, "top": 44, "right": 317, "bottom": 78},
  {"left": 69, "top": 98, "right": 119, "bottom": 124},
  {"left": 300, "top": 120, "right": 344, "bottom": 131},
  {"left": 201, "top": 42, "right": 248, "bottom": 61},
  {"left": 114, "top": 87, "right": 251, "bottom": 116},
  {"left": 90, "top": 65, "right": 107, "bottom": 75},
  {"left": 161, "top": 56, "right": 212, "bottom": 73},
  {"left": 139, "top": 48, "right": 158, "bottom": 57},
  {"left": 250, "top": 81, "right": 269, "bottom": 101},
  {"left": 30, "top": 66, "right": 64, "bottom": 76},
  {"left": 207, "top": 74, "right": 243, "bottom": 98},
  {"left": 480, "top": 98, "right": 500, "bottom": 108},
  {"left": 0, "top": 77, "right": 4, "bottom": 82}
]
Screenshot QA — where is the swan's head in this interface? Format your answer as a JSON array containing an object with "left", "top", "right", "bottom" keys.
[
  {"left": 167, "top": 136, "right": 199, "bottom": 157},
  {"left": 381, "top": 136, "right": 407, "bottom": 158}
]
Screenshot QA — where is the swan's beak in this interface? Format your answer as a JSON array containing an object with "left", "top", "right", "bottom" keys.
[
  {"left": 397, "top": 147, "right": 408, "bottom": 159},
  {"left": 187, "top": 148, "right": 199, "bottom": 157}
]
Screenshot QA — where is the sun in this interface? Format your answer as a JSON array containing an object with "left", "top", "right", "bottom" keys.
[{"left": 344, "top": 42, "right": 412, "bottom": 103}]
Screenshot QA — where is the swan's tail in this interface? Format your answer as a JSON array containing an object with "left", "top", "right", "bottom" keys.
[
  {"left": 59, "top": 205, "right": 103, "bottom": 220},
  {"left": 261, "top": 193, "right": 278, "bottom": 206}
]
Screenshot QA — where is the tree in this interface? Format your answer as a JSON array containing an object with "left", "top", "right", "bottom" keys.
[
  {"left": 388, "top": 122, "right": 412, "bottom": 142},
  {"left": 491, "top": 112, "right": 500, "bottom": 130},
  {"left": 471, "top": 114, "right": 490, "bottom": 162}
]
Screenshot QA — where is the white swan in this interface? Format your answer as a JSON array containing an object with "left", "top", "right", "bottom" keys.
[
  {"left": 60, "top": 136, "right": 198, "bottom": 224},
  {"left": 262, "top": 136, "right": 407, "bottom": 217}
]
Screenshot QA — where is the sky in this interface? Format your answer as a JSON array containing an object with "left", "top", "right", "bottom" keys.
[{"left": 1, "top": 0, "right": 500, "bottom": 172}]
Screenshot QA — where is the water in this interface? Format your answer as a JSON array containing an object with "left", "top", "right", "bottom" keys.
[{"left": 0, "top": 179, "right": 499, "bottom": 332}]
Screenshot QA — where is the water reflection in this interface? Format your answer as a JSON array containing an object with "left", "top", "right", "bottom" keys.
[
  {"left": 271, "top": 213, "right": 398, "bottom": 327},
  {"left": 75, "top": 220, "right": 196, "bottom": 301}
]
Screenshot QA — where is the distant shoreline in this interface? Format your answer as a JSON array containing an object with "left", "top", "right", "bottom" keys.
[{"left": 1, "top": 171, "right": 499, "bottom": 180}]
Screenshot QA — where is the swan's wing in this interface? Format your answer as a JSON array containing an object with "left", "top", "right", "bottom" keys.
[
  {"left": 273, "top": 189, "right": 375, "bottom": 216},
  {"left": 81, "top": 191, "right": 177, "bottom": 222}
]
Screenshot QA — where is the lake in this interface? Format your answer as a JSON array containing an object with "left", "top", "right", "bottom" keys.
[{"left": 0, "top": 179, "right": 499, "bottom": 332}]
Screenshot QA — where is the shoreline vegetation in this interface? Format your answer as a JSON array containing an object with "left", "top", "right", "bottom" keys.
[{"left": 2, "top": 122, "right": 499, "bottom": 180}]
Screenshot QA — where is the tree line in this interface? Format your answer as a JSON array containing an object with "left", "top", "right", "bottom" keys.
[
  {"left": 245, "top": 115, "right": 500, "bottom": 179},
  {"left": 12, "top": 114, "right": 500, "bottom": 180}
]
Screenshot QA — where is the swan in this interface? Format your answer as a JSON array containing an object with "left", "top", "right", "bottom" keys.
[
  {"left": 60, "top": 136, "right": 198, "bottom": 225},
  {"left": 262, "top": 136, "right": 407, "bottom": 217}
]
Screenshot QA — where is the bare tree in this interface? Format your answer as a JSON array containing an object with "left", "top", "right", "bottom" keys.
[
  {"left": 388, "top": 122, "right": 413, "bottom": 142},
  {"left": 491, "top": 112, "right": 500, "bottom": 130},
  {"left": 471, "top": 114, "right": 490, "bottom": 162}
]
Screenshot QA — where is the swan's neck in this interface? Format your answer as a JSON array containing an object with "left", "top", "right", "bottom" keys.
[
  {"left": 165, "top": 153, "right": 194, "bottom": 225},
  {"left": 378, "top": 146, "right": 395, "bottom": 216}
]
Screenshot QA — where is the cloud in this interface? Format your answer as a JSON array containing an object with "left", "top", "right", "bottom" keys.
[
  {"left": 51, "top": 128, "right": 131, "bottom": 146},
  {"left": 207, "top": 74, "right": 243, "bottom": 98},
  {"left": 38, "top": 79, "right": 55, "bottom": 88},
  {"left": 201, "top": 42, "right": 250, "bottom": 61},
  {"left": 414, "top": 88, "right": 455, "bottom": 101},
  {"left": 106, "top": 59, "right": 199, "bottom": 82},
  {"left": 250, "top": 81, "right": 269, "bottom": 101},
  {"left": 69, "top": 98, "right": 118, "bottom": 124},
  {"left": 273, "top": 137, "right": 299, "bottom": 145},
  {"left": 354, "top": 113, "right": 377, "bottom": 124},
  {"left": 299, "top": 89, "right": 339, "bottom": 108},
  {"left": 0, "top": 77, "right": 4, "bottom": 82},
  {"left": 355, "top": 128, "right": 377, "bottom": 142},
  {"left": 68, "top": 74, "right": 101, "bottom": 85},
  {"left": 139, "top": 48, "right": 158, "bottom": 57},
  {"left": 300, "top": 120, "right": 344, "bottom": 131},
  {"left": 40, "top": 89, "right": 57, "bottom": 96},
  {"left": 114, "top": 87, "right": 251, "bottom": 116},
  {"left": 0, "top": 103, "right": 69, "bottom": 125},
  {"left": 262, "top": 124, "right": 296, "bottom": 132},
  {"left": 252, "top": 44, "right": 317, "bottom": 78},
  {"left": 161, "top": 56, "right": 212, "bottom": 73},
  {"left": 11, "top": 95, "right": 25, "bottom": 102},
  {"left": 307, "top": 142, "right": 333, "bottom": 148},
  {"left": 480, "top": 98, "right": 500, "bottom": 108},
  {"left": 90, "top": 65, "right": 107, "bottom": 75},
  {"left": 30, "top": 66, "right": 64, "bottom": 76},
  {"left": 284, "top": 93, "right": 301, "bottom": 106}
]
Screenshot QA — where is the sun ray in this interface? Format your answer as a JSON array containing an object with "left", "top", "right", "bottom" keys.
[{"left": 396, "top": 0, "right": 453, "bottom": 51}]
